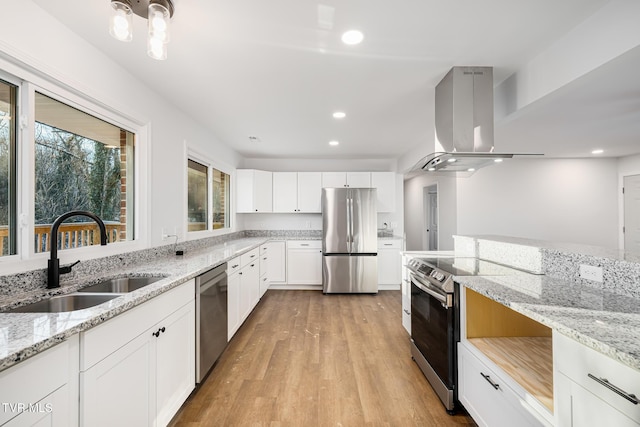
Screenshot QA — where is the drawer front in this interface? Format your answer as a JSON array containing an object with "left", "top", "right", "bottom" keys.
[
  {"left": 0, "top": 341, "right": 69, "bottom": 425},
  {"left": 227, "top": 256, "right": 241, "bottom": 273},
  {"left": 240, "top": 248, "right": 259, "bottom": 267},
  {"left": 458, "top": 343, "right": 545, "bottom": 427},
  {"left": 81, "top": 279, "right": 194, "bottom": 371},
  {"left": 260, "top": 244, "right": 269, "bottom": 255},
  {"left": 287, "top": 240, "right": 321, "bottom": 249},
  {"left": 378, "top": 239, "right": 401, "bottom": 249},
  {"left": 555, "top": 333, "right": 640, "bottom": 421}
]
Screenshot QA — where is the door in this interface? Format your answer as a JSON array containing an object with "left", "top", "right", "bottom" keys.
[
  {"left": 350, "top": 188, "right": 377, "bottom": 254},
  {"left": 624, "top": 174, "right": 640, "bottom": 253},
  {"left": 346, "top": 172, "right": 371, "bottom": 187},
  {"left": 297, "top": 172, "right": 322, "bottom": 212},
  {"left": 323, "top": 255, "right": 377, "bottom": 293},
  {"left": 322, "top": 188, "right": 349, "bottom": 253},
  {"left": 424, "top": 185, "right": 438, "bottom": 251}
]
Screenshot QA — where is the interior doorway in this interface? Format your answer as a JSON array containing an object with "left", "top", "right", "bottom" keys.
[
  {"left": 423, "top": 184, "right": 438, "bottom": 251},
  {"left": 624, "top": 174, "right": 640, "bottom": 253}
]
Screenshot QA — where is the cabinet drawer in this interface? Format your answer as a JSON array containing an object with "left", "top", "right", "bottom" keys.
[
  {"left": 287, "top": 240, "right": 321, "bottom": 249},
  {"left": 378, "top": 239, "right": 401, "bottom": 249},
  {"left": 227, "top": 256, "right": 241, "bottom": 273},
  {"left": 458, "top": 343, "right": 549, "bottom": 427},
  {"left": 240, "top": 248, "right": 259, "bottom": 267},
  {"left": 80, "top": 280, "right": 194, "bottom": 371},
  {"left": 260, "top": 244, "right": 269, "bottom": 255},
  {"left": 555, "top": 333, "right": 640, "bottom": 422},
  {"left": 0, "top": 341, "right": 70, "bottom": 425}
]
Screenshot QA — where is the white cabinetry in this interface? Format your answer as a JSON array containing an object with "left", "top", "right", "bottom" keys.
[
  {"left": 227, "top": 248, "right": 261, "bottom": 340},
  {"left": 377, "top": 239, "right": 402, "bottom": 286},
  {"left": 401, "top": 254, "right": 412, "bottom": 334},
  {"left": 0, "top": 337, "right": 78, "bottom": 427},
  {"left": 371, "top": 172, "right": 396, "bottom": 212},
  {"left": 287, "top": 240, "right": 322, "bottom": 285},
  {"left": 79, "top": 280, "right": 195, "bottom": 427},
  {"left": 259, "top": 243, "right": 270, "bottom": 297},
  {"left": 273, "top": 172, "right": 321, "bottom": 213},
  {"left": 321, "top": 172, "right": 371, "bottom": 188},
  {"left": 267, "top": 240, "right": 286, "bottom": 284},
  {"left": 555, "top": 333, "right": 640, "bottom": 426},
  {"left": 236, "top": 169, "right": 273, "bottom": 213}
]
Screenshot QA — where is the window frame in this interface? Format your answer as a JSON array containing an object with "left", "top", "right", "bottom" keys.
[
  {"left": 0, "top": 71, "right": 19, "bottom": 259},
  {"left": 185, "top": 146, "right": 235, "bottom": 239},
  {"left": 0, "top": 60, "right": 150, "bottom": 274}
]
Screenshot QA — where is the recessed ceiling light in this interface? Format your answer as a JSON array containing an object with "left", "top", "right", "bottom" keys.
[
  {"left": 341, "top": 30, "right": 364, "bottom": 45},
  {"left": 592, "top": 149, "right": 604, "bottom": 154},
  {"left": 447, "top": 158, "right": 457, "bottom": 163},
  {"left": 467, "top": 168, "right": 476, "bottom": 172},
  {"left": 494, "top": 158, "right": 503, "bottom": 163},
  {"left": 333, "top": 111, "right": 346, "bottom": 119},
  {"left": 329, "top": 140, "right": 339, "bottom": 146},
  {"left": 427, "top": 167, "right": 436, "bottom": 172},
  {"left": 248, "top": 135, "right": 260, "bottom": 143}
]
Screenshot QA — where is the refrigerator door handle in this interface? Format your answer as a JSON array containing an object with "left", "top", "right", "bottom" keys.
[{"left": 348, "top": 196, "right": 353, "bottom": 252}]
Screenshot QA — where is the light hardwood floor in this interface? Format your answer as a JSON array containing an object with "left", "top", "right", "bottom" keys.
[{"left": 169, "top": 290, "right": 476, "bottom": 426}]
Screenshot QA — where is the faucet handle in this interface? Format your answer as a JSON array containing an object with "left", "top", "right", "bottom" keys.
[{"left": 59, "top": 260, "right": 80, "bottom": 275}]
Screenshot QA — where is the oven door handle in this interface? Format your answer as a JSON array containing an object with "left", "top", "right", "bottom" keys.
[{"left": 411, "top": 273, "right": 452, "bottom": 308}]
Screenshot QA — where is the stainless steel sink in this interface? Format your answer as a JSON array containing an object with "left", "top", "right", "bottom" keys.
[
  {"left": 78, "top": 276, "right": 164, "bottom": 293},
  {"left": 7, "top": 293, "right": 120, "bottom": 313}
]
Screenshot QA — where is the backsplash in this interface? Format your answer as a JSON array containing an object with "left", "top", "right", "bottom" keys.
[{"left": 454, "top": 235, "right": 640, "bottom": 299}]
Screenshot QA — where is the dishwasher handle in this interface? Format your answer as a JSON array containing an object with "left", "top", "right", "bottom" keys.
[{"left": 196, "top": 263, "right": 227, "bottom": 293}]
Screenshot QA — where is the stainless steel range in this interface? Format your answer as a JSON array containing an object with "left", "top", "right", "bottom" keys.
[{"left": 406, "top": 256, "right": 514, "bottom": 414}]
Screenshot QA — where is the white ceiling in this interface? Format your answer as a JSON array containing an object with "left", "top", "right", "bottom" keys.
[{"left": 31, "top": 0, "right": 640, "bottom": 161}]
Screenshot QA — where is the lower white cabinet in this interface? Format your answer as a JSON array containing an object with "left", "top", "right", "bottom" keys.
[
  {"left": 267, "top": 240, "right": 286, "bottom": 284},
  {"left": 259, "top": 244, "right": 270, "bottom": 297},
  {"left": 227, "top": 248, "right": 261, "bottom": 340},
  {"left": 0, "top": 337, "right": 78, "bottom": 427},
  {"left": 286, "top": 240, "right": 322, "bottom": 285},
  {"left": 458, "top": 342, "right": 549, "bottom": 427},
  {"left": 79, "top": 280, "right": 195, "bottom": 427},
  {"left": 554, "top": 333, "right": 640, "bottom": 427},
  {"left": 377, "top": 239, "right": 402, "bottom": 286}
]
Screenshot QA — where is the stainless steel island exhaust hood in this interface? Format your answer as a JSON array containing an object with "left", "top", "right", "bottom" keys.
[{"left": 412, "top": 66, "right": 539, "bottom": 174}]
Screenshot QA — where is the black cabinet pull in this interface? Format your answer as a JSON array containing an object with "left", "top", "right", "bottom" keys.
[
  {"left": 160, "top": 327, "right": 166, "bottom": 333},
  {"left": 588, "top": 374, "right": 639, "bottom": 404},
  {"left": 480, "top": 372, "right": 500, "bottom": 390}
]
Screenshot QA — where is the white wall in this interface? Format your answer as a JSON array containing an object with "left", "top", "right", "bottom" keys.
[
  {"left": 617, "top": 153, "right": 640, "bottom": 249},
  {"left": 404, "top": 174, "right": 457, "bottom": 251},
  {"left": 457, "top": 158, "right": 619, "bottom": 248},
  {"left": 0, "top": 1, "right": 241, "bottom": 268}
]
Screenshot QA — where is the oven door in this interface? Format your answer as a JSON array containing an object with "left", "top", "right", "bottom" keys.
[{"left": 410, "top": 273, "right": 456, "bottom": 390}]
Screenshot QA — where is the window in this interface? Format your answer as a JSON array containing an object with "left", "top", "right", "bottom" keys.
[
  {"left": 187, "top": 158, "right": 230, "bottom": 232},
  {"left": 34, "top": 92, "right": 135, "bottom": 253},
  {"left": 0, "top": 79, "right": 17, "bottom": 257}
]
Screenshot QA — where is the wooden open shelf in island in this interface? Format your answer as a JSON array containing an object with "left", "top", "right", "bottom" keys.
[
  {"left": 468, "top": 336, "right": 554, "bottom": 412},
  {"left": 465, "top": 288, "right": 554, "bottom": 413}
]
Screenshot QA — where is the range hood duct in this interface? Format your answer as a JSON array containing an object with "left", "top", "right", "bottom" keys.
[{"left": 413, "top": 66, "right": 538, "bottom": 174}]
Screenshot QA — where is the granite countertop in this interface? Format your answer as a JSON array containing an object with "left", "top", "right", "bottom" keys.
[
  {"left": 0, "top": 237, "right": 269, "bottom": 372},
  {"left": 457, "top": 272, "right": 640, "bottom": 372}
]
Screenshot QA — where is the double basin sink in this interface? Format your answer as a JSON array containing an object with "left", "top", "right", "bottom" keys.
[{"left": 7, "top": 276, "right": 165, "bottom": 313}]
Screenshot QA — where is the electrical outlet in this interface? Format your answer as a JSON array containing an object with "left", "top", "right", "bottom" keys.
[
  {"left": 161, "top": 227, "right": 167, "bottom": 240},
  {"left": 579, "top": 264, "right": 603, "bottom": 282},
  {"left": 390, "top": 221, "right": 398, "bottom": 229}
]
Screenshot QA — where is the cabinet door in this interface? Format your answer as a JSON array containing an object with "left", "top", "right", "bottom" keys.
[
  {"left": 239, "top": 262, "right": 260, "bottom": 321},
  {"left": 378, "top": 246, "right": 401, "bottom": 285},
  {"left": 228, "top": 271, "right": 241, "bottom": 340},
  {"left": 371, "top": 172, "right": 396, "bottom": 212},
  {"left": 346, "top": 172, "right": 371, "bottom": 188},
  {"left": 287, "top": 248, "right": 322, "bottom": 284},
  {"left": 321, "top": 172, "right": 346, "bottom": 188},
  {"left": 155, "top": 303, "right": 195, "bottom": 427},
  {"left": 254, "top": 170, "right": 273, "bottom": 212},
  {"left": 81, "top": 332, "right": 154, "bottom": 427},
  {"left": 236, "top": 169, "right": 255, "bottom": 213},
  {"left": 268, "top": 241, "right": 287, "bottom": 284},
  {"left": 297, "top": 172, "right": 322, "bottom": 212},
  {"left": 4, "top": 385, "right": 69, "bottom": 427},
  {"left": 273, "top": 172, "right": 297, "bottom": 213}
]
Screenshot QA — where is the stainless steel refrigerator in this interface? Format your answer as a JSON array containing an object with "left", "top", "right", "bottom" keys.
[{"left": 322, "top": 188, "right": 378, "bottom": 293}]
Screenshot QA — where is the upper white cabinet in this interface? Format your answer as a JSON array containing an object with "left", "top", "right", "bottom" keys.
[
  {"left": 321, "top": 172, "right": 371, "bottom": 188},
  {"left": 236, "top": 169, "right": 273, "bottom": 213},
  {"left": 371, "top": 172, "right": 396, "bottom": 212},
  {"left": 273, "top": 172, "right": 321, "bottom": 213}
]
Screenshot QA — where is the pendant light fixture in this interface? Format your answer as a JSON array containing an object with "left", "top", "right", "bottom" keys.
[{"left": 109, "top": 0, "right": 175, "bottom": 60}]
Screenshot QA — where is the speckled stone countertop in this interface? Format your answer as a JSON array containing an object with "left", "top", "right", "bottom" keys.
[
  {"left": 457, "top": 272, "right": 640, "bottom": 372},
  {"left": 0, "top": 237, "right": 269, "bottom": 372}
]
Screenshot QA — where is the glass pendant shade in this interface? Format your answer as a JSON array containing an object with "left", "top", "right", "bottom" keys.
[
  {"left": 109, "top": 1, "right": 133, "bottom": 42},
  {"left": 148, "top": 2, "right": 171, "bottom": 44},
  {"left": 147, "top": 36, "right": 168, "bottom": 60}
]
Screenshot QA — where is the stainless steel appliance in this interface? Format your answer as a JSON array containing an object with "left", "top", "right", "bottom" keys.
[
  {"left": 406, "top": 256, "right": 516, "bottom": 413},
  {"left": 196, "top": 263, "right": 228, "bottom": 383},
  {"left": 322, "top": 187, "right": 378, "bottom": 294}
]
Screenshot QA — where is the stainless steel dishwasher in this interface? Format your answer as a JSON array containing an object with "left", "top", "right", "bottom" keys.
[{"left": 196, "top": 263, "right": 228, "bottom": 383}]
